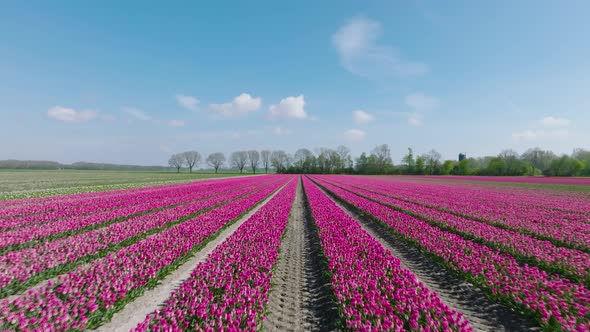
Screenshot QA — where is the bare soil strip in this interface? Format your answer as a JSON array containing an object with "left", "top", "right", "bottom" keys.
[
  {"left": 316, "top": 182, "right": 540, "bottom": 332},
  {"left": 263, "top": 180, "right": 340, "bottom": 332},
  {"left": 95, "top": 181, "right": 286, "bottom": 332}
]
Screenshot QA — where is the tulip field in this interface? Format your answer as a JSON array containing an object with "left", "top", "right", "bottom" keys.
[{"left": 0, "top": 174, "right": 589, "bottom": 331}]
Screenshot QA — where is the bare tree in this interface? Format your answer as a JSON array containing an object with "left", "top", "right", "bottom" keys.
[
  {"left": 270, "top": 150, "right": 288, "bottom": 173},
  {"left": 168, "top": 153, "right": 184, "bottom": 173},
  {"left": 181, "top": 151, "right": 201, "bottom": 173},
  {"left": 260, "top": 150, "right": 271, "bottom": 173},
  {"left": 247, "top": 150, "right": 260, "bottom": 174},
  {"left": 423, "top": 149, "right": 442, "bottom": 175},
  {"left": 336, "top": 145, "right": 352, "bottom": 171},
  {"left": 231, "top": 151, "right": 249, "bottom": 173},
  {"left": 371, "top": 144, "right": 393, "bottom": 173},
  {"left": 498, "top": 149, "right": 519, "bottom": 174},
  {"left": 206, "top": 152, "right": 225, "bottom": 174},
  {"left": 294, "top": 148, "right": 315, "bottom": 173}
]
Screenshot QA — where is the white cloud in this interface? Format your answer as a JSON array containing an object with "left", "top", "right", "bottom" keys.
[
  {"left": 209, "top": 93, "right": 261, "bottom": 117},
  {"left": 122, "top": 107, "right": 152, "bottom": 121},
  {"left": 343, "top": 129, "right": 366, "bottom": 142},
  {"left": 47, "top": 106, "right": 97, "bottom": 123},
  {"left": 176, "top": 95, "right": 199, "bottom": 111},
  {"left": 512, "top": 116, "right": 571, "bottom": 141},
  {"left": 539, "top": 116, "right": 571, "bottom": 129},
  {"left": 352, "top": 110, "right": 375, "bottom": 125},
  {"left": 405, "top": 93, "right": 439, "bottom": 112},
  {"left": 168, "top": 119, "right": 186, "bottom": 128},
  {"left": 272, "top": 126, "right": 292, "bottom": 136},
  {"left": 269, "top": 95, "right": 308, "bottom": 119},
  {"left": 332, "top": 17, "right": 428, "bottom": 79}
]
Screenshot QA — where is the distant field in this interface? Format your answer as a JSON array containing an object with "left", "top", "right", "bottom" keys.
[
  {"left": 394, "top": 175, "right": 590, "bottom": 192},
  {"left": 0, "top": 169, "right": 250, "bottom": 200}
]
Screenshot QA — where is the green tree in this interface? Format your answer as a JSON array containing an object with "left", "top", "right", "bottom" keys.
[
  {"left": 402, "top": 148, "right": 415, "bottom": 174},
  {"left": 442, "top": 160, "right": 454, "bottom": 175},
  {"left": 415, "top": 156, "right": 425, "bottom": 175}
]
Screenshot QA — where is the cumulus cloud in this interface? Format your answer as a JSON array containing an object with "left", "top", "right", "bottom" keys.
[
  {"left": 269, "top": 95, "right": 308, "bottom": 119},
  {"left": 272, "top": 126, "right": 292, "bottom": 136},
  {"left": 209, "top": 93, "right": 262, "bottom": 117},
  {"left": 343, "top": 129, "right": 366, "bottom": 142},
  {"left": 539, "top": 116, "right": 571, "bottom": 129},
  {"left": 168, "top": 119, "right": 186, "bottom": 128},
  {"left": 47, "top": 106, "right": 97, "bottom": 123},
  {"left": 176, "top": 94, "right": 199, "bottom": 111},
  {"left": 332, "top": 17, "right": 428, "bottom": 79},
  {"left": 352, "top": 110, "right": 375, "bottom": 125},
  {"left": 513, "top": 116, "right": 571, "bottom": 141},
  {"left": 122, "top": 107, "right": 152, "bottom": 121}
]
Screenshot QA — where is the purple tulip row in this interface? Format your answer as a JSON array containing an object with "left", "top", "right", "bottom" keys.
[
  {"left": 303, "top": 177, "right": 472, "bottom": 331},
  {"left": 312, "top": 176, "right": 590, "bottom": 331},
  {"left": 331, "top": 176, "right": 590, "bottom": 249},
  {"left": 0, "top": 178, "right": 263, "bottom": 251},
  {"left": 315, "top": 176, "right": 590, "bottom": 282},
  {"left": 0, "top": 178, "right": 277, "bottom": 294},
  {"left": 133, "top": 177, "right": 297, "bottom": 331},
  {"left": 399, "top": 176, "right": 590, "bottom": 213},
  {"left": 0, "top": 179, "right": 207, "bottom": 217},
  {"left": 0, "top": 177, "right": 255, "bottom": 230},
  {"left": 0, "top": 175, "right": 290, "bottom": 331}
]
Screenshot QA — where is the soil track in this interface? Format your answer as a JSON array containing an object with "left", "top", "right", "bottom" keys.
[{"left": 263, "top": 179, "right": 339, "bottom": 332}]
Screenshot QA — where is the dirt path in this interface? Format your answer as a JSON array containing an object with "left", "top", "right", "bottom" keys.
[
  {"left": 316, "top": 183, "right": 540, "bottom": 332},
  {"left": 263, "top": 180, "right": 339, "bottom": 332},
  {"left": 95, "top": 183, "right": 286, "bottom": 332}
]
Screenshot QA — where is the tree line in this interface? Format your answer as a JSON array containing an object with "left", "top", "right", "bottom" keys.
[
  {"left": 170, "top": 146, "right": 590, "bottom": 177},
  {"left": 168, "top": 150, "right": 288, "bottom": 174}
]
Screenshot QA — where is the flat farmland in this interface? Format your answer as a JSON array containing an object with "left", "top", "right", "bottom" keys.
[
  {"left": 0, "top": 170, "right": 244, "bottom": 200},
  {"left": 0, "top": 174, "right": 589, "bottom": 331}
]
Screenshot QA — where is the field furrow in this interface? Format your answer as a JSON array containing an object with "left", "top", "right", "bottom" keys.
[{"left": 302, "top": 177, "right": 471, "bottom": 331}]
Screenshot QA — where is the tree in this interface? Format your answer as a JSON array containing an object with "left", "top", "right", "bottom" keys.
[
  {"left": 336, "top": 145, "right": 352, "bottom": 172},
  {"left": 261, "top": 150, "right": 271, "bottom": 173},
  {"left": 498, "top": 149, "right": 519, "bottom": 175},
  {"left": 546, "top": 155, "right": 584, "bottom": 176},
  {"left": 247, "top": 150, "right": 260, "bottom": 174},
  {"left": 458, "top": 153, "right": 467, "bottom": 162},
  {"left": 168, "top": 153, "right": 184, "bottom": 173},
  {"left": 573, "top": 148, "right": 590, "bottom": 176},
  {"left": 270, "top": 150, "right": 288, "bottom": 173},
  {"left": 230, "top": 151, "right": 249, "bottom": 173},
  {"left": 371, "top": 144, "right": 393, "bottom": 174},
  {"left": 206, "top": 152, "right": 225, "bottom": 174},
  {"left": 442, "top": 160, "right": 454, "bottom": 175},
  {"left": 402, "top": 148, "right": 415, "bottom": 174},
  {"left": 294, "top": 148, "right": 315, "bottom": 173},
  {"left": 423, "top": 149, "right": 442, "bottom": 175},
  {"left": 522, "top": 148, "right": 556, "bottom": 174},
  {"left": 415, "top": 156, "right": 425, "bottom": 175},
  {"left": 182, "top": 151, "right": 201, "bottom": 173},
  {"left": 456, "top": 159, "right": 471, "bottom": 175}
]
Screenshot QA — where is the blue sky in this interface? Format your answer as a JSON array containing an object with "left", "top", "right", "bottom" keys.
[{"left": 1, "top": 1, "right": 589, "bottom": 165}]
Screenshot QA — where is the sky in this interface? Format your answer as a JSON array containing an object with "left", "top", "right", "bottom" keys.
[{"left": 1, "top": 0, "right": 589, "bottom": 165}]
